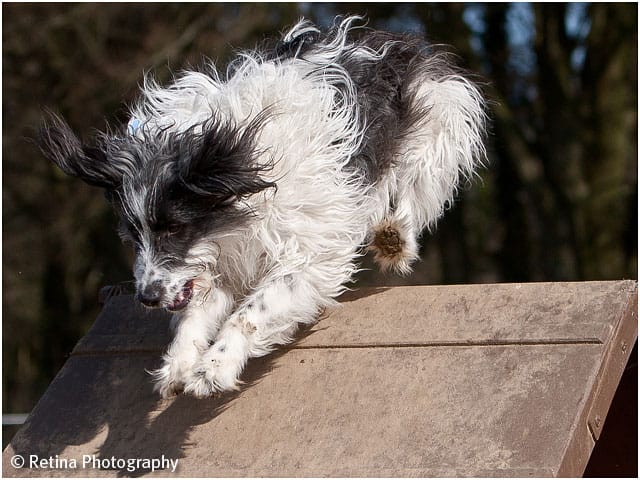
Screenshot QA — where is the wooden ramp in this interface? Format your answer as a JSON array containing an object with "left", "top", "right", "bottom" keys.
[{"left": 3, "top": 281, "right": 637, "bottom": 477}]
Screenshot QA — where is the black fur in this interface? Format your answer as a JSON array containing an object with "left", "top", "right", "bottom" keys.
[
  {"left": 176, "top": 112, "right": 276, "bottom": 201},
  {"left": 37, "top": 17, "right": 464, "bottom": 281},
  {"left": 268, "top": 23, "right": 438, "bottom": 183},
  {"left": 37, "top": 112, "right": 116, "bottom": 189},
  {"left": 116, "top": 117, "right": 274, "bottom": 267},
  {"left": 337, "top": 31, "right": 430, "bottom": 183},
  {"left": 267, "top": 29, "right": 320, "bottom": 62},
  {"left": 38, "top": 110, "right": 275, "bottom": 270}
]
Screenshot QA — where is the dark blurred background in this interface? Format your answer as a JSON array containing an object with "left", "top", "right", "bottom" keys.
[{"left": 2, "top": 2, "right": 637, "bottom": 466}]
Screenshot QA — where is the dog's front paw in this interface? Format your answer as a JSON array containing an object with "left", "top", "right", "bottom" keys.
[
  {"left": 149, "top": 363, "right": 184, "bottom": 399},
  {"left": 183, "top": 344, "right": 244, "bottom": 397},
  {"left": 149, "top": 351, "right": 200, "bottom": 398}
]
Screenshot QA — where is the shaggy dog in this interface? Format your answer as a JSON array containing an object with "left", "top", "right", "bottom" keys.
[{"left": 38, "top": 17, "right": 486, "bottom": 397}]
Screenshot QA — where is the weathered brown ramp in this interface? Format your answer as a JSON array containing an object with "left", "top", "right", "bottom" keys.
[{"left": 3, "top": 281, "right": 637, "bottom": 477}]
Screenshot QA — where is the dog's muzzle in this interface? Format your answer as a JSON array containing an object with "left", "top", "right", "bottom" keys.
[{"left": 137, "top": 280, "right": 194, "bottom": 311}]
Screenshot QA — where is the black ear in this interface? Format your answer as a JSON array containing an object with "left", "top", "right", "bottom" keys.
[
  {"left": 37, "top": 111, "right": 120, "bottom": 189},
  {"left": 178, "top": 114, "right": 276, "bottom": 202}
]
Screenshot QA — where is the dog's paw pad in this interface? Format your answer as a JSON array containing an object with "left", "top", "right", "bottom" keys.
[
  {"left": 368, "top": 220, "right": 418, "bottom": 275},
  {"left": 373, "top": 224, "right": 404, "bottom": 256}
]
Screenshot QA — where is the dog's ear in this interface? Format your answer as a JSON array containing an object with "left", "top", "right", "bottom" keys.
[
  {"left": 37, "top": 111, "right": 121, "bottom": 189},
  {"left": 178, "top": 115, "right": 276, "bottom": 202}
]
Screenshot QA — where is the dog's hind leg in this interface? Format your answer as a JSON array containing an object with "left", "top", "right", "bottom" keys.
[
  {"left": 368, "top": 214, "right": 420, "bottom": 275},
  {"left": 369, "top": 74, "right": 486, "bottom": 275}
]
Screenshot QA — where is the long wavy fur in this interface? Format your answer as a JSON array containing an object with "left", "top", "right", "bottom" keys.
[{"left": 38, "top": 16, "right": 486, "bottom": 397}]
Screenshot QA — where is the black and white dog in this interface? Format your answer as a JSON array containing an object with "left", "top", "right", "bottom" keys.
[{"left": 39, "top": 17, "right": 486, "bottom": 397}]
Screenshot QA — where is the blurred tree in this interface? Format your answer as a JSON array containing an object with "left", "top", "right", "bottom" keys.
[
  {"left": 2, "top": 3, "right": 637, "bottom": 422},
  {"left": 477, "top": 2, "right": 637, "bottom": 281}
]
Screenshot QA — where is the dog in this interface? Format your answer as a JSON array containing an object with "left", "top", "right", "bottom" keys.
[{"left": 38, "top": 16, "right": 486, "bottom": 397}]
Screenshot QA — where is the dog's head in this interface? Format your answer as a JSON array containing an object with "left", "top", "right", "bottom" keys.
[{"left": 38, "top": 112, "right": 274, "bottom": 311}]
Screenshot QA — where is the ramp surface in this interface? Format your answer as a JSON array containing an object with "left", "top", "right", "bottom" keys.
[{"left": 3, "top": 281, "right": 637, "bottom": 477}]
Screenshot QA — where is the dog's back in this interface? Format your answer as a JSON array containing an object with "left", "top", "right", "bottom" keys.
[{"left": 262, "top": 17, "right": 486, "bottom": 273}]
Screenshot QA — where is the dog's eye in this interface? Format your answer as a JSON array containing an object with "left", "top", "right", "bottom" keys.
[
  {"left": 162, "top": 224, "right": 181, "bottom": 237},
  {"left": 153, "top": 222, "right": 182, "bottom": 239}
]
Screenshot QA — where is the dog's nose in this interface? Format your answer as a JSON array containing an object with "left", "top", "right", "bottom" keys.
[{"left": 137, "top": 281, "right": 165, "bottom": 307}]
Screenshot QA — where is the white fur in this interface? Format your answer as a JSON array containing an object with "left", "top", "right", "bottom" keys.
[{"left": 125, "top": 17, "right": 486, "bottom": 397}]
